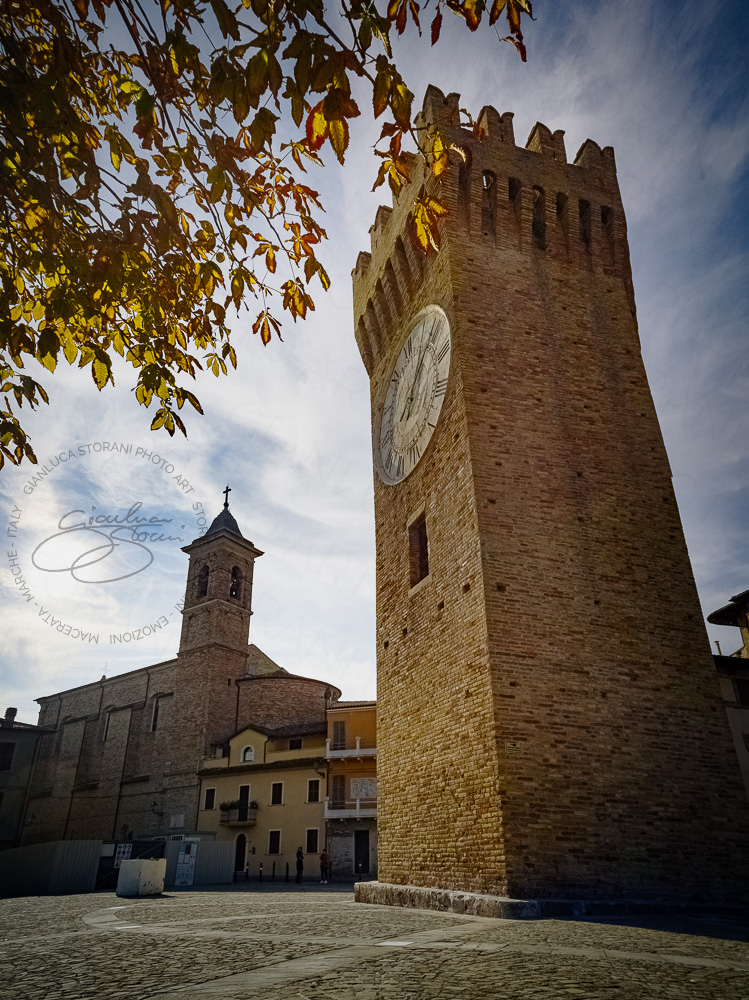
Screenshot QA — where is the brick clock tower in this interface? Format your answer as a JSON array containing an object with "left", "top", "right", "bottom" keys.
[{"left": 353, "top": 86, "right": 749, "bottom": 908}]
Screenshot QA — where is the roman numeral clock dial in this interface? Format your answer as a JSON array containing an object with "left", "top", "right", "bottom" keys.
[{"left": 376, "top": 305, "right": 452, "bottom": 484}]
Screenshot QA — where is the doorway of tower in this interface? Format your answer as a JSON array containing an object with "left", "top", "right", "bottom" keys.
[
  {"left": 234, "top": 833, "right": 247, "bottom": 872},
  {"left": 354, "top": 829, "right": 369, "bottom": 876}
]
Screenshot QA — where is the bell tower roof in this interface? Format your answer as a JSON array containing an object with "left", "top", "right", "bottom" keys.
[
  {"left": 205, "top": 506, "right": 243, "bottom": 539},
  {"left": 182, "top": 486, "right": 263, "bottom": 559}
]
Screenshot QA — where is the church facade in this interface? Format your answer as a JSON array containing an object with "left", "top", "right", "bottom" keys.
[
  {"left": 353, "top": 86, "right": 749, "bottom": 907},
  {"left": 23, "top": 502, "right": 340, "bottom": 845}
]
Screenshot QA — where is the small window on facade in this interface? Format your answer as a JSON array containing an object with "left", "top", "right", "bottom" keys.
[
  {"left": 289, "top": 737, "right": 303, "bottom": 750},
  {"left": 0, "top": 742, "right": 15, "bottom": 772},
  {"left": 556, "top": 192, "right": 569, "bottom": 240},
  {"left": 271, "top": 782, "right": 283, "bottom": 805},
  {"left": 308, "top": 779, "right": 320, "bottom": 803},
  {"left": 306, "top": 828, "right": 319, "bottom": 854},
  {"left": 229, "top": 566, "right": 242, "bottom": 600},
  {"left": 532, "top": 187, "right": 546, "bottom": 247},
  {"left": 332, "top": 774, "right": 346, "bottom": 809},
  {"left": 268, "top": 830, "right": 281, "bottom": 854},
  {"left": 204, "top": 788, "right": 216, "bottom": 810},
  {"left": 735, "top": 679, "right": 749, "bottom": 706},
  {"left": 151, "top": 698, "right": 160, "bottom": 733},
  {"left": 332, "top": 721, "right": 346, "bottom": 750},
  {"left": 102, "top": 711, "right": 111, "bottom": 742},
  {"left": 482, "top": 171, "right": 497, "bottom": 237},
  {"left": 409, "top": 513, "right": 429, "bottom": 588},
  {"left": 241, "top": 745, "right": 254, "bottom": 762},
  {"left": 197, "top": 564, "right": 209, "bottom": 598},
  {"left": 579, "top": 199, "right": 591, "bottom": 246}
]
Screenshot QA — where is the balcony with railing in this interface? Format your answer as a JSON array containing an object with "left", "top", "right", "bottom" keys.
[
  {"left": 326, "top": 737, "right": 377, "bottom": 759},
  {"left": 219, "top": 803, "right": 258, "bottom": 827},
  {"left": 324, "top": 795, "right": 377, "bottom": 819}
]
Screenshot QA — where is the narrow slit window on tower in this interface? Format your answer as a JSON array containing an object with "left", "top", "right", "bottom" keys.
[
  {"left": 508, "top": 178, "right": 522, "bottom": 224},
  {"left": 151, "top": 697, "right": 160, "bottom": 732},
  {"left": 601, "top": 205, "right": 615, "bottom": 258},
  {"left": 482, "top": 171, "right": 497, "bottom": 237},
  {"left": 384, "top": 259, "right": 403, "bottom": 319},
  {"left": 579, "top": 199, "right": 591, "bottom": 247},
  {"left": 458, "top": 155, "right": 471, "bottom": 225},
  {"left": 532, "top": 186, "right": 546, "bottom": 247},
  {"left": 556, "top": 192, "right": 569, "bottom": 240},
  {"left": 409, "top": 512, "right": 430, "bottom": 588},
  {"left": 229, "top": 566, "right": 242, "bottom": 600},
  {"left": 197, "top": 564, "right": 209, "bottom": 598}
]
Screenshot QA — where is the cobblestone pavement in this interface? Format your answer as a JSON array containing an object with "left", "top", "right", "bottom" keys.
[{"left": 1, "top": 885, "right": 749, "bottom": 1000}]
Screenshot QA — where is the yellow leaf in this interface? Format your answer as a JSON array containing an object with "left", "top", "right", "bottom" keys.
[
  {"left": 150, "top": 408, "right": 167, "bottom": 430},
  {"left": 328, "top": 118, "right": 348, "bottom": 165},
  {"left": 431, "top": 130, "right": 449, "bottom": 178},
  {"left": 63, "top": 338, "right": 77, "bottom": 364},
  {"left": 92, "top": 358, "right": 112, "bottom": 389}
]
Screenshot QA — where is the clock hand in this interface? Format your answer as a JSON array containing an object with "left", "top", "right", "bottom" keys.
[{"left": 403, "top": 317, "right": 439, "bottom": 421}]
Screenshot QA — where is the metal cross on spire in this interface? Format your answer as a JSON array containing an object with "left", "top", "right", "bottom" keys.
[{"left": 223, "top": 484, "right": 231, "bottom": 509}]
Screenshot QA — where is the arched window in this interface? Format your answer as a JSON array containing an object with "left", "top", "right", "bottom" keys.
[
  {"left": 230, "top": 566, "right": 243, "bottom": 600},
  {"left": 197, "top": 565, "right": 209, "bottom": 598},
  {"left": 241, "top": 745, "right": 254, "bottom": 762},
  {"left": 234, "top": 833, "right": 247, "bottom": 872}
]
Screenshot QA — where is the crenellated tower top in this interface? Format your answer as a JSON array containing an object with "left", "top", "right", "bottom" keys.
[{"left": 352, "top": 86, "right": 628, "bottom": 378}]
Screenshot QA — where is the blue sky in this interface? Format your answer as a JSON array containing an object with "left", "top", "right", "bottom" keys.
[{"left": 1, "top": 0, "right": 748, "bottom": 719}]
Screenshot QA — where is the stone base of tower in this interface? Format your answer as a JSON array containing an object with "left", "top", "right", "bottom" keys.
[{"left": 354, "top": 882, "right": 749, "bottom": 921}]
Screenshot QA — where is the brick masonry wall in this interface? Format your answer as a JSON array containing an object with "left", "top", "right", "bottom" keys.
[{"left": 353, "top": 85, "right": 749, "bottom": 904}]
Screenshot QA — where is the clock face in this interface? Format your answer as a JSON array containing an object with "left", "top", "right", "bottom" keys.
[{"left": 376, "top": 305, "right": 451, "bottom": 484}]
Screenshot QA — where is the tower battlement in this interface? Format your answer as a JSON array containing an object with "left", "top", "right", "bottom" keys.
[{"left": 353, "top": 86, "right": 628, "bottom": 378}]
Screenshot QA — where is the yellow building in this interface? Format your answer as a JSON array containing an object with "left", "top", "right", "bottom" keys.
[
  {"left": 198, "top": 722, "right": 327, "bottom": 879},
  {"left": 325, "top": 701, "right": 377, "bottom": 879}
]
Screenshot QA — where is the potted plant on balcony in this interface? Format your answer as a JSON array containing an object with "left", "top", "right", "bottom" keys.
[
  {"left": 219, "top": 800, "right": 241, "bottom": 824},
  {"left": 220, "top": 799, "right": 260, "bottom": 824}
]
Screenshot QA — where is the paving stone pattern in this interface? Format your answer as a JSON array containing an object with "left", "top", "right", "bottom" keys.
[{"left": 1, "top": 888, "right": 749, "bottom": 1000}]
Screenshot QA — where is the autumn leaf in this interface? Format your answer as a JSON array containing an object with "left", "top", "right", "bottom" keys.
[
  {"left": 410, "top": 194, "right": 449, "bottom": 253},
  {"left": 431, "top": 7, "right": 443, "bottom": 44}
]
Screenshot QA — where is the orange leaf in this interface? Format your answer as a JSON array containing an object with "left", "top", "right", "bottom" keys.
[{"left": 305, "top": 100, "right": 328, "bottom": 150}]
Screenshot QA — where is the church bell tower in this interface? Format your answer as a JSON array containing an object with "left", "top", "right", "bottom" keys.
[
  {"left": 353, "top": 86, "right": 749, "bottom": 908},
  {"left": 179, "top": 486, "right": 263, "bottom": 655}
]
